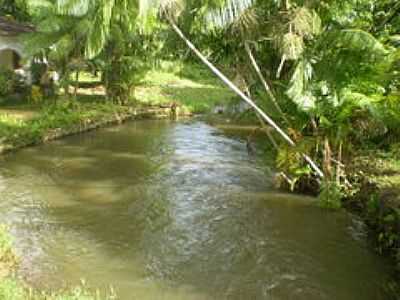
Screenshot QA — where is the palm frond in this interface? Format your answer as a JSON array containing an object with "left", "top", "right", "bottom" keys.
[
  {"left": 324, "top": 29, "right": 388, "bottom": 55},
  {"left": 291, "top": 7, "right": 321, "bottom": 38},
  {"left": 229, "top": 7, "right": 258, "bottom": 37},
  {"left": 56, "top": 0, "right": 90, "bottom": 16},
  {"left": 84, "top": 0, "right": 115, "bottom": 58},
  {"left": 280, "top": 32, "right": 304, "bottom": 60},
  {"left": 287, "top": 59, "right": 316, "bottom": 110},
  {"left": 206, "top": 0, "right": 255, "bottom": 29}
]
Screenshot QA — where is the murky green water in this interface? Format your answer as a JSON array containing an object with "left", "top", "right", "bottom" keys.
[{"left": 0, "top": 120, "right": 393, "bottom": 299}]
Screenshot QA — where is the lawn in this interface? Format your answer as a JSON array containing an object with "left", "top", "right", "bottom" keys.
[
  {"left": 68, "top": 61, "right": 235, "bottom": 113},
  {"left": 136, "top": 61, "right": 234, "bottom": 113}
]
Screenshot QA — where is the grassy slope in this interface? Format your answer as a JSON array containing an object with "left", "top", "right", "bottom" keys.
[
  {"left": 347, "top": 150, "right": 400, "bottom": 278},
  {"left": 352, "top": 150, "right": 400, "bottom": 194}
]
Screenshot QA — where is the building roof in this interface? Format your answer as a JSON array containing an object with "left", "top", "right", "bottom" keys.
[{"left": 0, "top": 17, "right": 35, "bottom": 36}]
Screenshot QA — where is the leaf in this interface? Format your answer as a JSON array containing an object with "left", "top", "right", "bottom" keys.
[
  {"left": 287, "top": 59, "right": 316, "bottom": 111},
  {"left": 281, "top": 32, "right": 304, "bottom": 60}
]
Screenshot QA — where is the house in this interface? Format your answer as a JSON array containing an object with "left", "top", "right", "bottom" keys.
[{"left": 0, "top": 16, "right": 34, "bottom": 72}]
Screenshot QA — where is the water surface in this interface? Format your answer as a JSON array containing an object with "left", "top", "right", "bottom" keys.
[{"left": 0, "top": 120, "right": 392, "bottom": 299}]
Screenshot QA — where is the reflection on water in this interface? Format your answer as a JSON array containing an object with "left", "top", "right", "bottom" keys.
[{"left": 0, "top": 120, "right": 392, "bottom": 299}]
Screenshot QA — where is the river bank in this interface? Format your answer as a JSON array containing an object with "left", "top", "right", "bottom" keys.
[
  {"left": 0, "top": 101, "right": 192, "bottom": 156},
  {"left": 0, "top": 62, "right": 236, "bottom": 156},
  {"left": 345, "top": 153, "right": 400, "bottom": 286}
]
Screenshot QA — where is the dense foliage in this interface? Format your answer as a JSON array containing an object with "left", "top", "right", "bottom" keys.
[{"left": 0, "top": 0, "right": 30, "bottom": 21}]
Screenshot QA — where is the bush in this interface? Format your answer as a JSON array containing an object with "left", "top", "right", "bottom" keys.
[
  {"left": 0, "top": 69, "right": 16, "bottom": 96},
  {"left": 30, "top": 62, "right": 47, "bottom": 85},
  {"left": 0, "top": 69, "right": 27, "bottom": 97},
  {"left": 30, "top": 85, "right": 44, "bottom": 105},
  {"left": 318, "top": 180, "right": 343, "bottom": 209}
]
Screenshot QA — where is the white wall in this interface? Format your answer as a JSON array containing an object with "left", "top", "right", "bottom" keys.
[
  {"left": 0, "top": 48, "right": 14, "bottom": 69},
  {"left": 0, "top": 35, "right": 23, "bottom": 70},
  {"left": 0, "top": 35, "right": 24, "bottom": 57}
]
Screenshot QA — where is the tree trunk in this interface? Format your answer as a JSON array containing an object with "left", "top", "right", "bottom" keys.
[
  {"left": 244, "top": 41, "right": 289, "bottom": 124},
  {"left": 168, "top": 19, "right": 324, "bottom": 178},
  {"left": 323, "top": 137, "right": 333, "bottom": 179},
  {"left": 74, "top": 71, "right": 79, "bottom": 100}
]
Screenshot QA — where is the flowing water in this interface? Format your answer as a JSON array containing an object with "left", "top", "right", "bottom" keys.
[{"left": 0, "top": 120, "right": 393, "bottom": 299}]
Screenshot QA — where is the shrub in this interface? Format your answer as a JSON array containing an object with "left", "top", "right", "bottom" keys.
[
  {"left": 0, "top": 69, "right": 16, "bottom": 96},
  {"left": 318, "top": 180, "right": 343, "bottom": 209},
  {"left": 30, "top": 85, "right": 44, "bottom": 105},
  {"left": 30, "top": 62, "right": 47, "bottom": 85}
]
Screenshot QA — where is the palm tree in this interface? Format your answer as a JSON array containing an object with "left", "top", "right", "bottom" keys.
[{"left": 28, "top": 0, "right": 155, "bottom": 104}]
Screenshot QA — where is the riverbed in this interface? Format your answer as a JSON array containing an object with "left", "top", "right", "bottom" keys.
[{"left": 0, "top": 119, "right": 393, "bottom": 299}]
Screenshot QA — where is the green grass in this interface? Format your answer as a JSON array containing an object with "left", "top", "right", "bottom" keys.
[
  {"left": 12, "top": 61, "right": 235, "bottom": 116},
  {"left": 0, "top": 101, "right": 132, "bottom": 151},
  {"left": 135, "top": 61, "right": 235, "bottom": 113},
  {"left": 63, "top": 61, "right": 235, "bottom": 114},
  {"left": 0, "top": 280, "right": 116, "bottom": 300},
  {"left": 353, "top": 150, "right": 400, "bottom": 189}
]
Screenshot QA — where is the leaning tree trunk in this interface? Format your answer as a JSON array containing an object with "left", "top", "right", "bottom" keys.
[
  {"left": 168, "top": 19, "right": 324, "bottom": 178},
  {"left": 244, "top": 41, "right": 289, "bottom": 125}
]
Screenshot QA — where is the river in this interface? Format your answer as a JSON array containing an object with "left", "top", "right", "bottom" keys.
[{"left": 0, "top": 119, "right": 393, "bottom": 299}]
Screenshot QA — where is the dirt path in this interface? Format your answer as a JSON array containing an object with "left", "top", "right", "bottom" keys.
[{"left": 0, "top": 108, "right": 39, "bottom": 121}]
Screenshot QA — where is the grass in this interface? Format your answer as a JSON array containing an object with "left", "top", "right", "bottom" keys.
[
  {"left": 136, "top": 61, "right": 234, "bottom": 113},
  {"left": 0, "top": 101, "right": 136, "bottom": 152},
  {"left": 352, "top": 150, "right": 400, "bottom": 190},
  {"left": 63, "top": 61, "right": 235, "bottom": 114},
  {"left": 2, "top": 61, "right": 235, "bottom": 115}
]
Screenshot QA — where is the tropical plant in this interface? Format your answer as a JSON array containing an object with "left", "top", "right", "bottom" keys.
[{"left": 0, "top": 0, "right": 30, "bottom": 21}]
